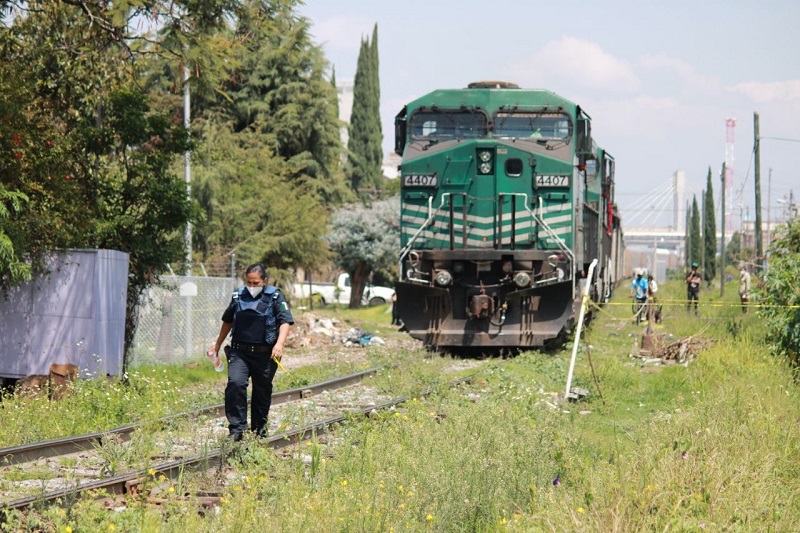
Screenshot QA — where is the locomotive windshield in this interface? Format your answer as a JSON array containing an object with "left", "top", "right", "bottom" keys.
[
  {"left": 409, "top": 111, "right": 488, "bottom": 140},
  {"left": 493, "top": 112, "right": 572, "bottom": 140}
]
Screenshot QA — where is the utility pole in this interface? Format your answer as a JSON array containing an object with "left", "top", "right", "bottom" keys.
[
  {"left": 183, "top": 60, "right": 193, "bottom": 360},
  {"left": 766, "top": 167, "right": 772, "bottom": 275},
  {"left": 720, "top": 162, "right": 726, "bottom": 297},
  {"left": 754, "top": 112, "right": 763, "bottom": 274}
]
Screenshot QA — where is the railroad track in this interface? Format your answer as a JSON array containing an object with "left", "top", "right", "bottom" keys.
[
  {"left": 1, "top": 371, "right": 473, "bottom": 515},
  {"left": 0, "top": 368, "right": 382, "bottom": 511}
]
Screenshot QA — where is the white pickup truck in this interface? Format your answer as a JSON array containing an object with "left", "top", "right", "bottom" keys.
[{"left": 292, "top": 273, "right": 394, "bottom": 306}]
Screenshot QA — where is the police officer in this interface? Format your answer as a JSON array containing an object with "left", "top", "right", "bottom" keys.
[{"left": 209, "top": 263, "right": 294, "bottom": 441}]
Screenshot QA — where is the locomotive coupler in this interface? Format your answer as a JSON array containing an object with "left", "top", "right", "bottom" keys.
[{"left": 468, "top": 293, "right": 494, "bottom": 320}]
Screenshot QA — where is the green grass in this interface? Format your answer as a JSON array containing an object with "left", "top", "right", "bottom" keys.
[{"left": 7, "top": 281, "right": 800, "bottom": 531}]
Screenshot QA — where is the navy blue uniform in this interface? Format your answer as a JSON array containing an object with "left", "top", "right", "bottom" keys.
[{"left": 221, "top": 286, "right": 294, "bottom": 437}]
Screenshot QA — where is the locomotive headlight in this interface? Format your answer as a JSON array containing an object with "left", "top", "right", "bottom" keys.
[
  {"left": 477, "top": 150, "right": 493, "bottom": 175},
  {"left": 435, "top": 270, "right": 453, "bottom": 286},
  {"left": 513, "top": 271, "right": 532, "bottom": 288}
]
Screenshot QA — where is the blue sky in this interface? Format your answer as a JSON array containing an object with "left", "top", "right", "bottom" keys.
[{"left": 297, "top": 0, "right": 800, "bottom": 229}]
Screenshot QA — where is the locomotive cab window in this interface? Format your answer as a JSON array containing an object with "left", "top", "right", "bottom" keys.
[
  {"left": 494, "top": 112, "right": 572, "bottom": 140},
  {"left": 409, "top": 110, "right": 488, "bottom": 141},
  {"left": 505, "top": 158, "right": 524, "bottom": 177}
]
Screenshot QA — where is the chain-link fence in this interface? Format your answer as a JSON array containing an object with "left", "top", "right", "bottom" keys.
[{"left": 130, "top": 275, "right": 238, "bottom": 367}]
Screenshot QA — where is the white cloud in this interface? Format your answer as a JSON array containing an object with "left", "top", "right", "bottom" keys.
[
  {"left": 506, "top": 37, "right": 641, "bottom": 93},
  {"left": 639, "top": 54, "right": 722, "bottom": 95},
  {"left": 728, "top": 80, "right": 800, "bottom": 103}
]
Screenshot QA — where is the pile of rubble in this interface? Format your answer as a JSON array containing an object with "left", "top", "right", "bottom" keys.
[
  {"left": 285, "top": 313, "right": 387, "bottom": 349},
  {"left": 635, "top": 333, "right": 713, "bottom": 365}
]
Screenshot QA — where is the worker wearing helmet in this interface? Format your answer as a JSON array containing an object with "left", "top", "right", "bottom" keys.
[{"left": 685, "top": 262, "right": 702, "bottom": 315}]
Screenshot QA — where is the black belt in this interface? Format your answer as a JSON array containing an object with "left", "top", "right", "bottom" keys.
[{"left": 230, "top": 341, "right": 272, "bottom": 353}]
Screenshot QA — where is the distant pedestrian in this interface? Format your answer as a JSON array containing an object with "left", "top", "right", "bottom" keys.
[
  {"left": 685, "top": 262, "right": 702, "bottom": 315},
  {"left": 738, "top": 264, "right": 751, "bottom": 314},
  {"left": 391, "top": 291, "right": 403, "bottom": 326},
  {"left": 629, "top": 269, "right": 649, "bottom": 324},
  {"left": 647, "top": 273, "right": 662, "bottom": 323}
]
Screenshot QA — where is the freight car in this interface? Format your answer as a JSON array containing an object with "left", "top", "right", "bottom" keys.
[{"left": 393, "top": 81, "right": 623, "bottom": 349}]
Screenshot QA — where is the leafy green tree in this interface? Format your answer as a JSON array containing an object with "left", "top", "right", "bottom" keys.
[
  {"left": 690, "top": 196, "right": 702, "bottom": 268},
  {"left": 326, "top": 196, "right": 400, "bottom": 308},
  {"left": 191, "top": 124, "right": 330, "bottom": 283},
  {"left": 0, "top": 186, "right": 30, "bottom": 285},
  {"left": 209, "top": 0, "right": 350, "bottom": 204},
  {"left": 703, "top": 167, "right": 717, "bottom": 283},
  {"left": 347, "top": 24, "right": 383, "bottom": 198},
  {"left": 758, "top": 218, "right": 800, "bottom": 365},
  {"left": 1, "top": 3, "right": 196, "bottom": 369}
]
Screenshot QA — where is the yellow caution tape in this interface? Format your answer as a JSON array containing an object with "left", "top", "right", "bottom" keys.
[{"left": 273, "top": 355, "right": 292, "bottom": 375}]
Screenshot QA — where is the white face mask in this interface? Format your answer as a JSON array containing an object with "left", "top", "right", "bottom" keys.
[{"left": 246, "top": 285, "right": 263, "bottom": 298}]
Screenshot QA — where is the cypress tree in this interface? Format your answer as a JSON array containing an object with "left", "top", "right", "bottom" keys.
[
  {"left": 703, "top": 167, "right": 717, "bottom": 282},
  {"left": 330, "top": 66, "right": 339, "bottom": 120},
  {"left": 348, "top": 24, "right": 383, "bottom": 199},
  {"left": 690, "top": 195, "right": 702, "bottom": 268},
  {"left": 685, "top": 200, "right": 691, "bottom": 269}
]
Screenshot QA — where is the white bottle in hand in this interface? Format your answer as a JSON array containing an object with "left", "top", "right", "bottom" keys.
[{"left": 207, "top": 348, "right": 225, "bottom": 372}]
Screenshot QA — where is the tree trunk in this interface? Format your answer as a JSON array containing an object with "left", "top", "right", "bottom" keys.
[{"left": 349, "top": 262, "right": 370, "bottom": 309}]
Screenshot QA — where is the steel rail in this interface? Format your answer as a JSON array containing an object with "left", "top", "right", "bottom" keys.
[
  {"left": 0, "top": 368, "right": 379, "bottom": 466},
  {"left": 1, "top": 374, "right": 473, "bottom": 514}
]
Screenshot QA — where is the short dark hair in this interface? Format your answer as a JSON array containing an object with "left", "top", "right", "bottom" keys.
[{"left": 245, "top": 263, "right": 267, "bottom": 280}]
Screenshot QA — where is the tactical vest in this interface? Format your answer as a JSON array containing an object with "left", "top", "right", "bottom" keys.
[{"left": 232, "top": 285, "right": 280, "bottom": 344}]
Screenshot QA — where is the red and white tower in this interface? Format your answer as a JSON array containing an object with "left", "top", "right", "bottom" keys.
[{"left": 725, "top": 118, "right": 736, "bottom": 232}]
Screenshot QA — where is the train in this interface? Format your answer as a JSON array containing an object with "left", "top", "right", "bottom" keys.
[{"left": 393, "top": 81, "right": 624, "bottom": 350}]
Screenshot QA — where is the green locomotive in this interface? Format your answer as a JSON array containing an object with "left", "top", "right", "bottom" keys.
[{"left": 394, "top": 81, "right": 623, "bottom": 349}]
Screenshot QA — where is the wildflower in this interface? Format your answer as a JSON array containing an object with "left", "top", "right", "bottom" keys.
[
  {"left": 407, "top": 491, "right": 414, "bottom": 497},
  {"left": 553, "top": 476, "right": 561, "bottom": 486},
  {"left": 107, "top": 524, "right": 116, "bottom": 531},
  {"left": 681, "top": 451, "right": 688, "bottom": 460},
  {"left": 65, "top": 528, "right": 72, "bottom": 533},
  {"left": 501, "top": 517, "right": 507, "bottom": 524},
  {"left": 168, "top": 487, "right": 175, "bottom": 493},
  {"left": 399, "top": 503, "right": 405, "bottom": 510},
  {"left": 379, "top": 483, "right": 385, "bottom": 489},
  {"left": 577, "top": 507, "right": 586, "bottom": 514},
  {"left": 341, "top": 480, "right": 348, "bottom": 486},
  {"left": 148, "top": 469, "right": 157, "bottom": 477},
  {"left": 426, "top": 514, "right": 434, "bottom": 522}
]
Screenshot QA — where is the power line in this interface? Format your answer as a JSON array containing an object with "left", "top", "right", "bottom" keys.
[{"left": 760, "top": 136, "right": 800, "bottom": 143}]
